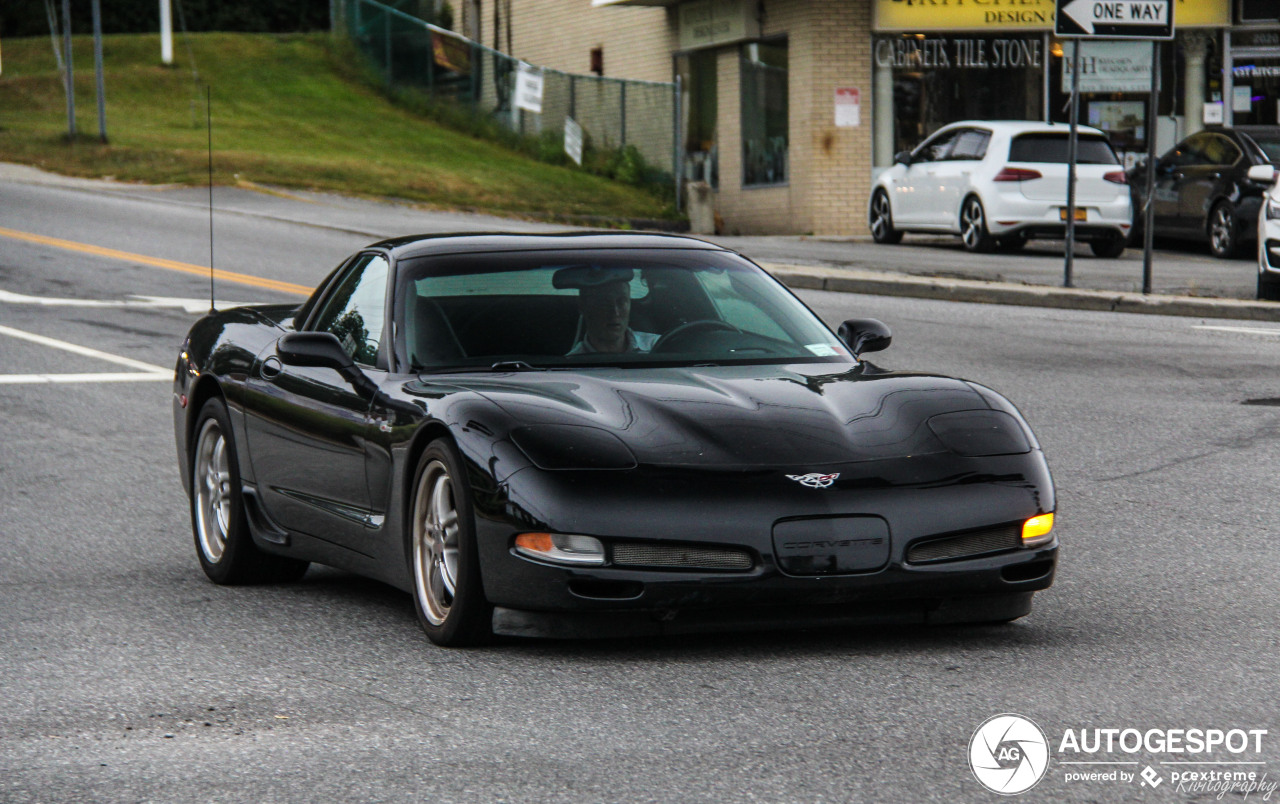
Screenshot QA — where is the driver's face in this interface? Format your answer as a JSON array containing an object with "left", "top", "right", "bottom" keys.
[{"left": 580, "top": 281, "right": 631, "bottom": 350}]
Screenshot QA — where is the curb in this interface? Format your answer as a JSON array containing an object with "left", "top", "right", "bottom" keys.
[{"left": 762, "top": 263, "right": 1280, "bottom": 322}]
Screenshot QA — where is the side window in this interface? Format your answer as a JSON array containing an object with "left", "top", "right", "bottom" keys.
[
  {"left": 1169, "top": 133, "right": 1211, "bottom": 167},
  {"left": 312, "top": 253, "right": 389, "bottom": 367},
  {"left": 914, "top": 130, "right": 959, "bottom": 163},
  {"left": 948, "top": 130, "right": 991, "bottom": 161},
  {"left": 1201, "top": 134, "right": 1241, "bottom": 166}
]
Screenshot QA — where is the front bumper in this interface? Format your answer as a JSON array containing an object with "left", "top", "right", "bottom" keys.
[
  {"left": 472, "top": 453, "right": 1058, "bottom": 637},
  {"left": 488, "top": 547, "right": 1055, "bottom": 638}
]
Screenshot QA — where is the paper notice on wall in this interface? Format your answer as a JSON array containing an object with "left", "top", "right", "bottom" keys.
[
  {"left": 835, "top": 88, "right": 861, "bottom": 128},
  {"left": 1203, "top": 102, "right": 1224, "bottom": 125},
  {"left": 564, "top": 117, "right": 584, "bottom": 166},
  {"left": 515, "top": 63, "right": 544, "bottom": 114},
  {"left": 1234, "top": 85, "right": 1253, "bottom": 113}
]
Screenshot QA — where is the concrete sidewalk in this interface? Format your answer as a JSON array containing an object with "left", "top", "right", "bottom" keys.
[{"left": 762, "top": 261, "right": 1280, "bottom": 323}]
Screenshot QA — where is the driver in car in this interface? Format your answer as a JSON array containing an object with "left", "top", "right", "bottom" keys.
[{"left": 554, "top": 265, "right": 659, "bottom": 355}]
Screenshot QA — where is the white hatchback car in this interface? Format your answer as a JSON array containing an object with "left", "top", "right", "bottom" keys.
[
  {"left": 869, "top": 121, "right": 1133, "bottom": 257},
  {"left": 1249, "top": 163, "right": 1280, "bottom": 300}
]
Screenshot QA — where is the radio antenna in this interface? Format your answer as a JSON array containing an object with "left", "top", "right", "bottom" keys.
[{"left": 206, "top": 83, "right": 216, "bottom": 314}]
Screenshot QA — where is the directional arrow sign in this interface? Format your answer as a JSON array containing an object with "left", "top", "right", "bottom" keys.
[{"left": 1056, "top": 0, "right": 1174, "bottom": 39}]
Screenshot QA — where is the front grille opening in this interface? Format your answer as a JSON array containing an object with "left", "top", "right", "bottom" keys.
[
  {"left": 611, "top": 542, "right": 754, "bottom": 572},
  {"left": 1002, "top": 559, "right": 1055, "bottom": 583},
  {"left": 567, "top": 579, "right": 644, "bottom": 600},
  {"left": 906, "top": 523, "right": 1022, "bottom": 564}
]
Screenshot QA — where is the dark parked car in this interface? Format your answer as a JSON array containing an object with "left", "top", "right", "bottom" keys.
[
  {"left": 174, "top": 232, "right": 1058, "bottom": 646},
  {"left": 1129, "top": 126, "right": 1280, "bottom": 258}
]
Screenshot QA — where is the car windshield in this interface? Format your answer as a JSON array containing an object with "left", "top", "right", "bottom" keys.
[
  {"left": 394, "top": 249, "right": 852, "bottom": 371},
  {"left": 1008, "top": 133, "right": 1119, "bottom": 165}
]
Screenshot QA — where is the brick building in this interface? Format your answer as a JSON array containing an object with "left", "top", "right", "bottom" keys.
[{"left": 460, "top": 0, "right": 1265, "bottom": 237}]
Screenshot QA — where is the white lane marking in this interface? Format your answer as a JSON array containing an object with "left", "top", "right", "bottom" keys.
[
  {"left": 1193, "top": 325, "right": 1280, "bottom": 337},
  {"left": 0, "top": 324, "right": 171, "bottom": 384},
  {"left": 0, "top": 372, "right": 172, "bottom": 385},
  {"left": 0, "top": 289, "right": 254, "bottom": 314}
]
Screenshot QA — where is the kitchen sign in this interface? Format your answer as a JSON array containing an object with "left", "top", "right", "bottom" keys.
[{"left": 1061, "top": 40, "right": 1153, "bottom": 92}]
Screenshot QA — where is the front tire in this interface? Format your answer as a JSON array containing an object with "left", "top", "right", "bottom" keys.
[
  {"left": 190, "top": 398, "right": 309, "bottom": 585},
  {"left": 869, "top": 190, "right": 903, "bottom": 244},
  {"left": 410, "top": 440, "right": 491, "bottom": 646},
  {"left": 1209, "top": 202, "right": 1241, "bottom": 259},
  {"left": 960, "top": 196, "right": 996, "bottom": 253}
]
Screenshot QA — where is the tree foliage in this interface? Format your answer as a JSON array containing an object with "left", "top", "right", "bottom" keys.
[{"left": 0, "top": 0, "right": 331, "bottom": 39}]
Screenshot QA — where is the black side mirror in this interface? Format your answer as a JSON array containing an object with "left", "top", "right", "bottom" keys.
[
  {"left": 894, "top": 150, "right": 913, "bottom": 166},
  {"left": 838, "top": 319, "right": 892, "bottom": 358},
  {"left": 278, "top": 331, "right": 355, "bottom": 371}
]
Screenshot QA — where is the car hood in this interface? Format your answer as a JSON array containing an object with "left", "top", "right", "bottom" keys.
[{"left": 446, "top": 364, "right": 1002, "bottom": 469}]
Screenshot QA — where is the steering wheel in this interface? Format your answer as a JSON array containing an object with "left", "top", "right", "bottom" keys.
[{"left": 652, "top": 319, "right": 742, "bottom": 353}]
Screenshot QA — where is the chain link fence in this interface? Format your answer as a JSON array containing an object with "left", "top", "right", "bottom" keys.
[{"left": 344, "top": 0, "right": 682, "bottom": 205}]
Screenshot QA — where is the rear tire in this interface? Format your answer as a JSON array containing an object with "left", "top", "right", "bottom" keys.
[
  {"left": 1209, "top": 202, "right": 1241, "bottom": 259},
  {"left": 869, "top": 190, "right": 903, "bottom": 244},
  {"left": 410, "top": 439, "right": 491, "bottom": 646},
  {"left": 190, "top": 398, "right": 309, "bottom": 585},
  {"left": 960, "top": 196, "right": 996, "bottom": 253},
  {"left": 1090, "top": 235, "right": 1127, "bottom": 259}
]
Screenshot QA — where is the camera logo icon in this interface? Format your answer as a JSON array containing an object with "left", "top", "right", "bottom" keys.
[{"left": 969, "top": 713, "right": 1051, "bottom": 795}]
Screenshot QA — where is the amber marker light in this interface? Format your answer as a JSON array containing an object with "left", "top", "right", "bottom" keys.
[
  {"left": 1022, "top": 513, "right": 1055, "bottom": 547},
  {"left": 514, "top": 532, "right": 606, "bottom": 566}
]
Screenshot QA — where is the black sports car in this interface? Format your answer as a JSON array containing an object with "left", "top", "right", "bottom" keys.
[{"left": 173, "top": 232, "right": 1057, "bottom": 646}]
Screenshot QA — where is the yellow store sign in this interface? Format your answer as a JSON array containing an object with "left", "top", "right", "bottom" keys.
[{"left": 873, "top": 0, "right": 1229, "bottom": 33}]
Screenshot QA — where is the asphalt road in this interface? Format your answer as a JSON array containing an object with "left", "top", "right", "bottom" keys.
[{"left": 1, "top": 175, "right": 1278, "bottom": 803}]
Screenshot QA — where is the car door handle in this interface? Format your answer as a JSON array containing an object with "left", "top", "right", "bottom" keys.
[{"left": 261, "top": 355, "right": 283, "bottom": 380}]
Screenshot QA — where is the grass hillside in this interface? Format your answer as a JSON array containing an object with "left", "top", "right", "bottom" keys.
[{"left": 0, "top": 32, "right": 676, "bottom": 221}]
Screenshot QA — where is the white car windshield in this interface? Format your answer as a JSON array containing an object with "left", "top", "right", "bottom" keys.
[{"left": 395, "top": 249, "right": 852, "bottom": 371}]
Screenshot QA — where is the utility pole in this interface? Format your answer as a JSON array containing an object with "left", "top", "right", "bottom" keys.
[
  {"left": 62, "top": 0, "right": 75, "bottom": 139},
  {"left": 160, "top": 0, "right": 174, "bottom": 65},
  {"left": 92, "top": 0, "right": 108, "bottom": 142}
]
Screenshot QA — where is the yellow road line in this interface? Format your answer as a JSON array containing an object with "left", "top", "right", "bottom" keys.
[{"left": 0, "top": 226, "right": 311, "bottom": 296}]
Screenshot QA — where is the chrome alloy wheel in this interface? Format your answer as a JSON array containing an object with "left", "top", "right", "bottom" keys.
[
  {"left": 193, "top": 417, "right": 232, "bottom": 563},
  {"left": 413, "top": 459, "right": 461, "bottom": 626},
  {"left": 870, "top": 193, "right": 892, "bottom": 240},
  {"left": 961, "top": 198, "right": 986, "bottom": 251},
  {"left": 1210, "top": 205, "right": 1234, "bottom": 257}
]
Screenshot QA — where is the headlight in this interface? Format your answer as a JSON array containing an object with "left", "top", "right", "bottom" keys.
[
  {"left": 1267, "top": 197, "right": 1280, "bottom": 220},
  {"left": 514, "top": 532, "right": 606, "bottom": 565},
  {"left": 927, "top": 410, "right": 1031, "bottom": 457},
  {"left": 511, "top": 425, "right": 637, "bottom": 470},
  {"left": 1022, "top": 513, "right": 1055, "bottom": 547}
]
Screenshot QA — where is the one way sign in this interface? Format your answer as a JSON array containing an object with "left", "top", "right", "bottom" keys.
[{"left": 1056, "top": 0, "right": 1174, "bottom": 39}]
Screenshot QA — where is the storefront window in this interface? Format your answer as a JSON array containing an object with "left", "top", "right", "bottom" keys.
[
  {"left": 876, "top": 35, "right": 1043, "bottom": 155},
  {"left": 740, "top": 40, "right": 788, "bottom": 187},
  {"left": 679, "top": 49, "right": 719, "bottom": 188},
  {"left": 1232, "top": 30, "right": 1280, "bottom": 126}
]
